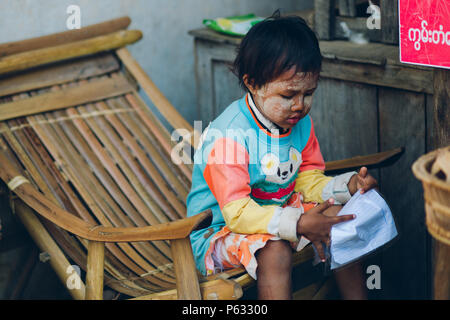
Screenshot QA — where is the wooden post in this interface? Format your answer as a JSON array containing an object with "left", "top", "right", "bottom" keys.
[
  {"left": 433, "top": 70, "right": 450, "bottom": 148},
  {"left": 85, "top": 240, "right": 105, "bottom": 300},
  {"left": 432, "top": 68, "right": 450, "bottom": 300},
  {"left": 315, "top": 0, "right": 336, "bottom": 40},
  {"left": 170, "top": 238, "right": 202, "bottom": 300},
  {"left": 339, "top": 0, "right": 356, "bottom": 17},
  {"left": 381, "top": 0, "right": 399, "bottom": 44}
]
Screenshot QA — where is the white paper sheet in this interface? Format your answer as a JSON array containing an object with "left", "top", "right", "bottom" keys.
[{"left": 330, "top": 189, "right": 398, "bottom": 270}]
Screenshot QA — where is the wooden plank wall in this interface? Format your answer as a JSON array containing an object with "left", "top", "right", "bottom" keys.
[
  {"left": 311, "top": 79, "right": 378, "bottom": 162},
  {"left": 378, "top": 89, "right": 431, "bottom": 299},
  {"left": 312, "top": 80, "right": 432, "bottom": 299},
  {"left": 194, "top": 39, "right": 244, "bottom": 124}
]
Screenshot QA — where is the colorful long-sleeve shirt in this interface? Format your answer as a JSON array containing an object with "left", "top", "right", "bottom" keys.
[{"left": 186, "top": 93, "right": 355, "bottom": 275}]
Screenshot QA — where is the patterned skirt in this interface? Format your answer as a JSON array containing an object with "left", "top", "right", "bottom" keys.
[{"left": 204, "top": 192, "right": 317, "bottom": 279}]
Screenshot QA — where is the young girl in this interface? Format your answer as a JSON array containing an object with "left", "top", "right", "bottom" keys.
[{"left": 186, "top": 14, "right": 378, "bottom": 300}]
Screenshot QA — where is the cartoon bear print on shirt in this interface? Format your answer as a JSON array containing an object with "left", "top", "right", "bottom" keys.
[{"left": 251, "top": 147, "right": 302, "bottom": 205}]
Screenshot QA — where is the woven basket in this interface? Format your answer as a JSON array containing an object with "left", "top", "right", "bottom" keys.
[{"left": 412, "top": 146, "right": 450, "bottom": 246}]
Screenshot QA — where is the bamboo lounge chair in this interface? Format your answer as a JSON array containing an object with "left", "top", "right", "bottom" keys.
[{"left": 0, "top": 17, "right": 402, "bottom": 300}]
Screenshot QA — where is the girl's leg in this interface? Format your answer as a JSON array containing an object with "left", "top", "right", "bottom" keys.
[
  {"left": 323, "top": 205, "right": 368, "bottom": 300},
  {"left": 255, "top": 239, "right": 293, "bottom": 300},
  {"left": 333, "top": 261, "right": 368, "bottom": 300}
]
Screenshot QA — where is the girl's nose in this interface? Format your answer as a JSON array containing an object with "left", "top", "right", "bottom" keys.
[{"left": 290, "top": 96, "right": 304, "bottom": 112}]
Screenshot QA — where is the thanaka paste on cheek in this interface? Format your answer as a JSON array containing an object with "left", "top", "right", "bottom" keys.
[
  {"left": 254, "top": 88, "right": 292, "bottom": 127},
  {"left": 303, "top": 95, "right": 313, "bottom": 113},
  {"left": 250, "top": 70, "right": 319, "bottom": 129}
]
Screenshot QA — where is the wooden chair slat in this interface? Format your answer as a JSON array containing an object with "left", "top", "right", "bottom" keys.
[
  {"left": 64, "top": 106, "right": 176, "bottom": 262},
  {"left": 111, "top": 107, "right": 189, "bottom": 219},
  {"left": 5, "top": 95, "right": 167, "bottom": 284},
  {"left": 0, "top": 17, "right": 131, "bottom": 57},
  {"left": 1, "top": 124, "right": 88, "bottom": 275},
  {"left": 5, "top": 117, "right": 98, "bottom": 280},
  {"left": 104, "top": 243, "right": 166, "bottom": 291},
  {"left": 96, "top": 99, "right": 187, "bottom": 218},
  {"left": 125, "top": 93, "right": 194, "bottom": 181},
  {"left": 115, "top": 48, "right": 196, "bottom": 136},
  {"left": 113, "top": 95, "right": 192, "bottom": 199},
  {"left": 0, "top": 53, "right": 120, "bottom": 98},
  {"left": 118, "top": 112, "right": 192, "bottom": 199},
  {"left": 51, "top": 107, "right": 176, "bottom": 276},
  {"left": 11, "top": 117, "right": 83, "bottom": 216},
  {"left": 0, "top": 30, "right": 142, "bottom": 76},
  {"left": 27, "top": 130, "right": 150, "bottom": 284},
  {"left": 0, "top": 105, "right": 90, "bottom": 300},
  {"left": 65, "top": 106, "right": 160, "bottom": 226},
  {"left": 1, "top": 106, "right": 90, "bottom": 270},
  {"left": 27, "top": 112, "right": 174, "bottom": 286},
  {"left": 129, "top": 114, "right": 192, "bottom": 195},
  {"left": 0, "top": 74, "right": 134, "bottom": 121},
  {"left": 38, "top": 110, "right": 136, "bottom": 227},
  {"left": 132, "top": 277, "right": 243, "bottom": 300},
  {"left": 62, "top": 77, "right": 174, "bottom": 228},
  {"left": 17, "top": 117, "right": 96, "bottom": 223},
  {"left": 47, "top": 80, "right": 178, "bottom": 282},
  {"left": 87, "top": 101, "right": 182, "bottom": 222},
  {"left": 6, "top": 88, "right": 174, "bottom": 287},
  {"left": 0, "top": 122, "right": 52, "bottom": 196},
  {"left": 101, "top": 98, "right": 190, "bottom": 205},
  {"left": 46, "top": 110, "right": 178, "bottom": 284},
  {"left": 82, "top": 103, "right": 175, "bottom": 222}
]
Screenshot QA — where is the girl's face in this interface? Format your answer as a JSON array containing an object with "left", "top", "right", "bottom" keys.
[{"left": 245, "top": 67, "right": 319, "bottom": 130}]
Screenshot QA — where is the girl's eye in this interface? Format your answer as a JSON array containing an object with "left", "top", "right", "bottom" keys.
[{"left": 281, "top": 92, "right": 314, "bottom": 99}]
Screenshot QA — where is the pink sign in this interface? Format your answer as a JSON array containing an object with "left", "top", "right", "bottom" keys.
[{"left": 399, "top": 0, "right": 450, "bottom": 69}]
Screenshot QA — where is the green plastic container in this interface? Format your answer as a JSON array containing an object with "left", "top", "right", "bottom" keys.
[{"left": 203, "top": 14, "right": 264, "bottom": 37}]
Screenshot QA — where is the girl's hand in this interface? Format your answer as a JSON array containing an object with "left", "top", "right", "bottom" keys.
[
  {"left": 297, "top": 198, "right": 355, "bottom": 262},
  {"left": 347, "top": 167, "right": 378, "bottom": 195}
]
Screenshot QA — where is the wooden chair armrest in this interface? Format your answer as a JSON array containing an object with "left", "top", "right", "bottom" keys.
[
  {"left": 324, "top": 147, "right": 404, "bottom": 174},
  {"left": 0, "top": 152, "right": 211, "bottom": 242},
  {"left": 12, "top": 194, "right": 211, "bottom": 242}
]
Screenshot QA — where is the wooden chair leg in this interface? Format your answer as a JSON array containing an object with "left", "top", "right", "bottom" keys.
[
  {"left": 15, "top": 200, "right": 86, "bottom": 299},
  {"left": 85, "top": 240, "right": 105, "bottom": 300},
  {"left": 170, "top": 237, "right": 202, "bottom": 300}
]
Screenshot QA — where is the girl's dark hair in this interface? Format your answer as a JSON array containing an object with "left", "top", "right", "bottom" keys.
[{"left": 233, "top": 11, "right": 322, "bottom": 91}]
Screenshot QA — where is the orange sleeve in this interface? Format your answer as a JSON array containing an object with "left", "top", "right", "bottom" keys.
[
  {"left": 299, "top": 118, "right": 326, "bottom": 172},
  {"left": 203, "top": 137, "right": 251, "bottom": 208}
]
